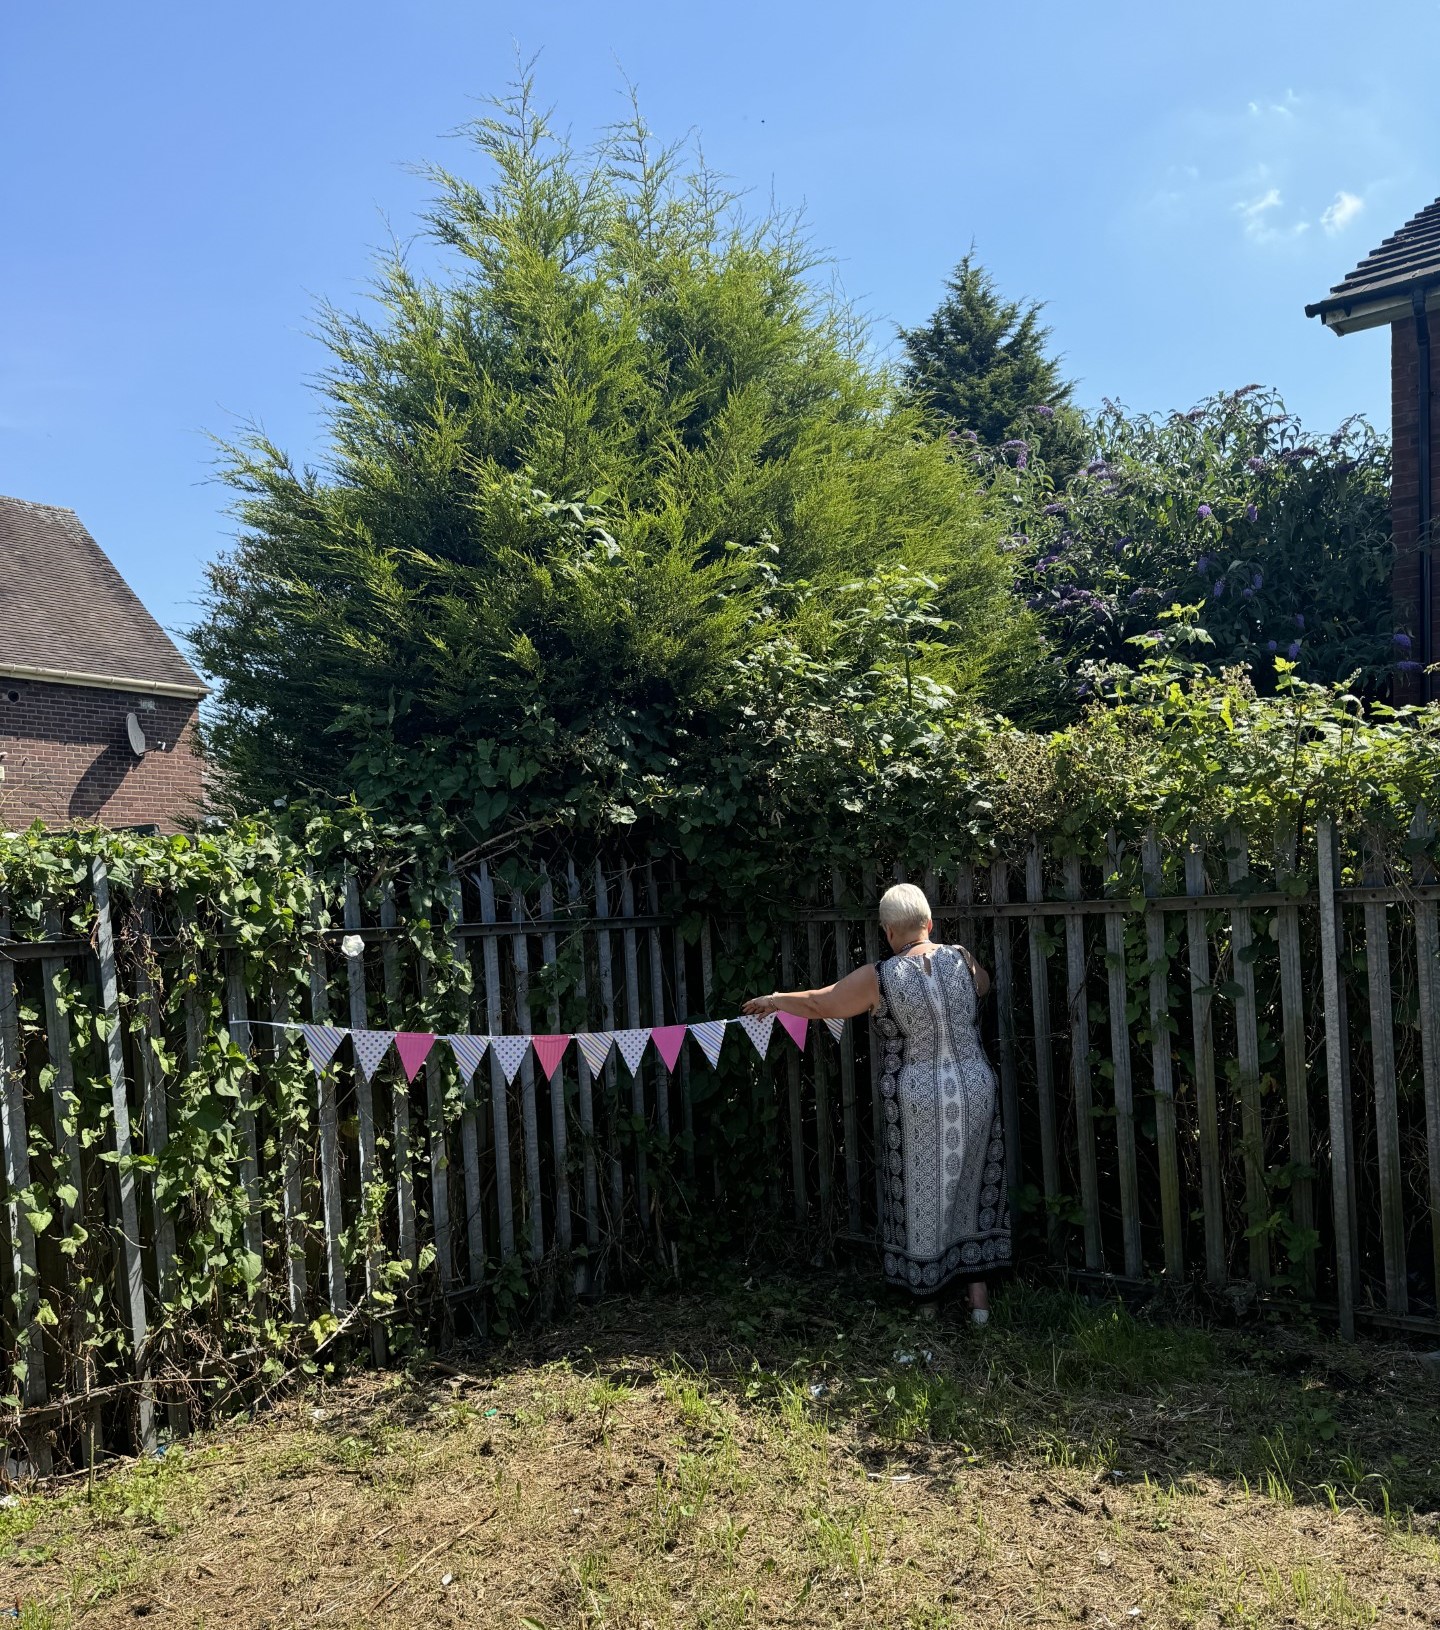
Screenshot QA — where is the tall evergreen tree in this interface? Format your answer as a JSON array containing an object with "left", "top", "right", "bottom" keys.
[
  {"left": 191, "top": 85, "right": 1035, "bottom": 839},
  {"left": 900, "top": 254, "right": 1090, "bottom": 471}
]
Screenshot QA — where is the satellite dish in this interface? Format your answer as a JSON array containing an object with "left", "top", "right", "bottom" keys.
[{"left": 125, "top": 712, "right": 147, "bottom": 758}]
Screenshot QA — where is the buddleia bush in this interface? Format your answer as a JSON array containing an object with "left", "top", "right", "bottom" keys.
[{"left": 985, "top": 387, "right": 1396, "bottom": 723}]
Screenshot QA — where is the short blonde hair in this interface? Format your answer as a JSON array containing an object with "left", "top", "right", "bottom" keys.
[{"left": 878, "top": 883, "right": 931, "bottom": 934}]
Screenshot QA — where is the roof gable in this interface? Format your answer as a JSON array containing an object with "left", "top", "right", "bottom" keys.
[{"left": 0, "top": 496, "right": 207, "bottom": 696}]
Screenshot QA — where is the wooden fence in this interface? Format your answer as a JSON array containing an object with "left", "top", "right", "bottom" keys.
[{"left": 1, "top": 811, "right": 1439, "bottom": 1472}]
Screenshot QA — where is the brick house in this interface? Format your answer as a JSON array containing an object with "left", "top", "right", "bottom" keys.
[
  {"left": 0, "top": 496, "right": 208, "bottom": 833},
  {"left": 1307, "top": 196, "right": 1440, "bottom": 704}
]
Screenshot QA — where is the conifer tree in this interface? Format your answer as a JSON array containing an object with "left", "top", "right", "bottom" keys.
[{"left": 900, "top": 254, "right": 1090, "bottom": 471}]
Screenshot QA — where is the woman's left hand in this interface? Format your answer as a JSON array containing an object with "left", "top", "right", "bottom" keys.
[{"left": 741, "top": 994, "right": 779, "bottom": 1016}]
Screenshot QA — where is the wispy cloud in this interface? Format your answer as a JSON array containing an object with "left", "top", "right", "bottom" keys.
[
  {"left": 1235, "top": 185, "right": 1308, "bottom": 243},
  {"left": 1321, "top": 190, "right": 1365, "bottom": 234}
]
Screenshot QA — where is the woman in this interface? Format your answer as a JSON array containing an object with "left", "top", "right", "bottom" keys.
[{"left": 742, "top": 882, "right": 1009, "bottom": 1322}]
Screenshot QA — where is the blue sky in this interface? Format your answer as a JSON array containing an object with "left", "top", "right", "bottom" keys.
[{"left": 2, "top": 2, "right": 1434, "bottom": 662}]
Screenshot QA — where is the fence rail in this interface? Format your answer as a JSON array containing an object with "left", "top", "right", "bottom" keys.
[{"left": 1, "top": 807, "right": 1439, "bottom": 1473}]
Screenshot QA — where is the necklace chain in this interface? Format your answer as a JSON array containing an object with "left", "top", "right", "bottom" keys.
[{"left": 896, "top": 936, "right": 932, "bottom": 955}]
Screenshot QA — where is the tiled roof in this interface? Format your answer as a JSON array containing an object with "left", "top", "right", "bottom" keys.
[
  {"left": 1306, "top": 196, "right": 1440, "bottom": 323},
  {"left": 0, "top": 496, "right": 207, "bottom": 695}
]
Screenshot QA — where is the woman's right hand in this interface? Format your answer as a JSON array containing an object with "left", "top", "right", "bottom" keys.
[{"left": 741, "top": 994, "right": 780, "bottom": 1016}]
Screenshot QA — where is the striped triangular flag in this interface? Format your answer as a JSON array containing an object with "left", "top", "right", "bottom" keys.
[
  {"left": 302, "top": 1024, "right": 345, "bottom": 1078},
  {"left": 351, "top": 1028, "right": 395, "bottom": 1082},
  {"left": 823, "top": 1017, "right": 844, "bottom": 1042},
  {"left": 448, "top": 1034, "right": 489, "bottom": 1087},
  {"left": 575, "top": 1032, "right": 613, "bottom": 1077},
  {"left": 688, "top": 1020, "right": 727, "bottom": 1069},
  {"left": 613, "top": 1028, "right": 651, "bottom": 1077},
  {"left": 737, "top": 1013, "right": 775, "bottom": 1059},
  {"left": 489, "top": 1034, "right": 530, "bottom": 1086}
]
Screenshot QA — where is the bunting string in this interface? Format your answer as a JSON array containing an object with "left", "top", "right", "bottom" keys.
[{"left": 259, "top": 1009, "right": 846, "bottom": 1080}]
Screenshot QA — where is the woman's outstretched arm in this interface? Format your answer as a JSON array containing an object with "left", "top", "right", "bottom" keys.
[{"left": 741, "top": 962, "right": 880, "bottom": 1020}]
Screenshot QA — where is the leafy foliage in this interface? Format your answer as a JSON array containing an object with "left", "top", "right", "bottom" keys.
[
  {"left": 990, "top": 388, "right": 1397, "bottom": 721},
  {"left": 192, "top": 82, "right": 1032, "bottom": 839},
  {"left": 898, "top": 252, "right": 1091, "bottom": 473}
]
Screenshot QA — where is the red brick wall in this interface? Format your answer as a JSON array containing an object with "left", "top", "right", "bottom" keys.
[
  {"left": 1390, "top": 317, "right": 1440, "bottom": 704},
  {"left": 0, "top": 678, "right": 205, "bottom": 834}
]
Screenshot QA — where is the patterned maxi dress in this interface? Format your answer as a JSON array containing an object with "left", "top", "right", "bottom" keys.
[{"left": 876, "top": 945, "right": 1011, "bottom": 1293}]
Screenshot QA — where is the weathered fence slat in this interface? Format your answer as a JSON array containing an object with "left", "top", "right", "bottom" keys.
[
  {"left": 267, "top": 978, "right": 307, "bottom": 1323},
  {"left": 1411, "top": 804, "right": 1440, "bottom": 1304},
  {"left": 380, "top": 884, "right": 417, "bottom": 1275},
  {"left": 39, "top": 913, "right": 82, "bottom": 1240},
  {"left": 1141, "top": 833, "right": 1184, "bottom": 1281},
  {"left": 862, "top": 866, "right": 886, "bottom": 1228},
  {"left": 831, "top": 871, "right": 863, "bottom": 1232},
  {"left": 222, "top": 950, "right": 263, "bottom": 1268},
  {"left": 0, "top": 903, "right": 49, "bottom": 1438},
  {"left": 644, "top": 865, "right": 671, "bottom": 1144},
  {"left": 413, "top": 914, "right": 455, "bottom": 1300},
  {"left": 477, "top": 864, "right": 517, "bottom": 1264},
  {"left": 1025, "top": 846, "right": 1061, "bottom": 1245},
  {"left": 1362, "top": 840, "right": 1407, "bottom": 1315},
  {"left": 134, "top": 899, "right": 176, "bottom": 1303},
  {"left": 805, "top": 906, "right": 834, "bottom": 1219},
  {"left": 1063, "top": 854, "right": 1102, "bottom": 1270},
  {"left": 1103, "top": 836, "right": 1141, "bottom": 1280},
  {"left": 594, "top": 864, "right": 626, "bottom": 1246},
  {"left": 779, "top": 928, "right": 806, "bottom": 1224},
  {"left": 567, "top": 862, "right": 602, "bottom": 1272},
  {"left": 1317, "top": 815, "right": 1356, "bottom": 1340},
  {"left": 1226, "top": 827, "right": 1271, "bottom": 1290},
  {"left": 508, "top": 884, "right": 546, "bottom": 1266},
  {"left": 538, "top": 872, "right": 573, "bottom": 1260},
  {"left": 342, "top": 874, "right": 385, "bottom": 1347},
  {"left": 619, "top": 868, "right": 651, "bottom": 1234},
  {"left": 444, "top": 868, "right": 485, "bottom": 1296},
  {"left": 670, "top": 863, "right": 695, "bottom": 1178},
  {"left": 988, "top": 862, "right": 1022, "bottom": 1198},
  {"left": 1274, "top": 830, "right": 1314, "bottom": 1295},
  {"left": 305, "top": 897, "right": 348, "bottom": 1316},
  {"left": 1184, "top": 837, "right": 1225, "bottom": 1287},
  {"left": 91, "top": 861, "right": 153, "bottom": 1453}
]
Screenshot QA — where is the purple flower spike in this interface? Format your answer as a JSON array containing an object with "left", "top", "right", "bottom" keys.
[
  {"left": 1294, "top": 613, "right": 1305, "bottom": 630},
  {"left": 1031, "top": 404, "right": 1055, "bottom": 418},
  {"left": 1213, "top": 578, "right": 1227, "bottom": 598},
  {"left": 1287, "top": 640, "right": 1302, "bottom": 659},
  {"left": 1197, "top": 502, "right": 1213, "bottom": 519},
  {"left": 1245, "top": 503, "right": 1259, "bottom": 522},
  {"left": 961, "top": 429, "right": 979, "bottom": 444},
  {"left": 1398, "top": 659, "right": 1423, "bottom": 672},
  {"left": 1246, "top": 456, "right": 1265, "bottom": 473},
  {"left": 1042, "top": 502, "right": 1068, "bottom": 515},
  {"left": 1266, "top": 640, "right": 1278, "bottom": 652},
  {"left": 1252, "top": 571, "right": 1263, "bottom": 589},
  {"left": 1242, "top": 586, "right": 1254, "bottom": 599},
  {"left": 1393, "top": 631, "right": 1413, "bottom": 651},
  {"left": 1015, "top": 449, "right": 1029, "bottom": 469},
  {"left": 1197, "top": 554, "right": 1212, "bottom": 574}
]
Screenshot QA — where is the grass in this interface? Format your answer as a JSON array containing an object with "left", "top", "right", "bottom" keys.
[{"left": 0, "top": 1270, "right": 1437, "bottom": 1626}]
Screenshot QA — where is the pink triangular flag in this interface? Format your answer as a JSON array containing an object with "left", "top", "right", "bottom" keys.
[
  {"left": 489, "top": 1034, "right": 530, "bottom": 1086},
  {"left": 824, "top": 1017, "right": 844, "bottom": 1042},
  {"left": 652, "top": 1024, "right": 687, "bottom": 1072},
  {"left": 302, "top": 1024, "right": 345, "bottom": 1078},
  {"left": 689, "top": 1020, "right": 727, "bottom": 1069},
  {"left": 777, "top": 1013, "right": 808, "bottom": 1052},
  {"left": 738, "top": 1013, "right": 775, "bottom": 1058},
  {"left": 352, "top": 1028, "right": 395, "bottom": 1082},
  {"left": 394, "top": 1031, "right": 436, "bottom": 1082},
  {"left": 613, "top": 1028, "right": 650, "bottom": 1077},
  {"left": 532, "top": 1034, "right": 571, "bottom": 1081},
  {"left": 575, "top": 1032, "right": 613, "bottom": 1077},
  {"left": 447, "top": 1034, "right": 489, "bottom": 1087}
]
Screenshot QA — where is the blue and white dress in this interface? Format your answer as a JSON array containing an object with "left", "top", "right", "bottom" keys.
[{"left": 876, "top": 945, "right": 1011, "bottom": 1293}]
